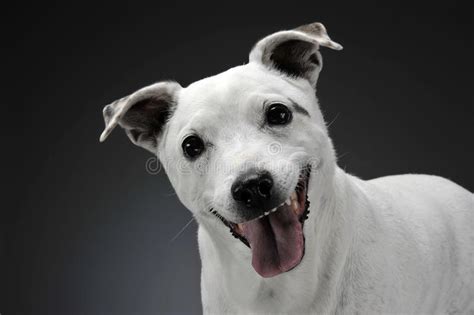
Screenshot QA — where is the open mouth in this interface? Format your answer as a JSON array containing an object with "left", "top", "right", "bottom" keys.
[{"left": 210, "top": 167, "right": 311, "bottom": 278}]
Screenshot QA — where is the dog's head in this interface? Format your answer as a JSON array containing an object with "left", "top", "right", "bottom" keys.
[{"left": 100, "top": 22, "right": 341, "bottom": 278}]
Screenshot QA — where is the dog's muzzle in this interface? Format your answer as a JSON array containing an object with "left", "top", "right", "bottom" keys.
[{"left": 210, "top": 166, "right": 311, "bottom": 278}]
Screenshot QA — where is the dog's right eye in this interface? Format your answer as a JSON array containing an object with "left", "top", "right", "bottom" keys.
[{"left": 182, "top": 135, "right": 205, "bottom": 159}]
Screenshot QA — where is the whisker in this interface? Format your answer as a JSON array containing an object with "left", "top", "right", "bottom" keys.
[
  {"left": 162, "top": 190, "right": 177, "bottom": 197},
  {"left": 326, "top": 112, "right": 340, "bottom": 128},
  {"left": 337, "top": 152, "right": 350, "bottom": 160},
  {"left": 169, "top": 217, "right": 196, "bottom": 243}
]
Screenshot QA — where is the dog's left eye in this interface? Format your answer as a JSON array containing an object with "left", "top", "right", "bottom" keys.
[
  {"left": 266, "top": 103, "right": 292, "bottom": 125},
  {"left": 182, "top": 135, "right": 205, "bottom": 159}
]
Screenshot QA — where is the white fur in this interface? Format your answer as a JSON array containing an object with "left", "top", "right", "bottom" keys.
[
  {"left": 198, "top": 171, "right": 473, "bottom": 314},
  {"left": 101, "top": 24, "right": 474, "bottom": 314},
  {"left": 164, "top": 64, "right": 473, "bottom": 314}
]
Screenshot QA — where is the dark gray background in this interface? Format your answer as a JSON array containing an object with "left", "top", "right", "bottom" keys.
[{"left": 2, "top": 0, "right": 472, "bottom": 314}]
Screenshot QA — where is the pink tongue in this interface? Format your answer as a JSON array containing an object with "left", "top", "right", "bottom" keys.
[{"left": 241, "top": 204, "right": 304, "bottom": 277}]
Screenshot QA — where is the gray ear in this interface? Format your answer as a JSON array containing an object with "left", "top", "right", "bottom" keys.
[
  {"left": 99, "top": 81, "right": 181, "bottom": 153},
  {"left": 249, "top": 22, "right": 342, "bottom": 86}
]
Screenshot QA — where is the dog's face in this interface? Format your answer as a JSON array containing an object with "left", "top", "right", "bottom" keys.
[{"left": 100, "top": 22, "right": 341, "bottom": 278}]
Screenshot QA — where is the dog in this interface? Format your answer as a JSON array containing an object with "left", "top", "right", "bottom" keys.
[{"left": 99, "top": 22, "right": 473, "bottom": 314}]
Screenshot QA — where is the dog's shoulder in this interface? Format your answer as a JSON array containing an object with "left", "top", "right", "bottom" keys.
[
  {"left": 368, "top": 173, "right": 471, "bottom": 201},
  {"left": 349, "top": 174, "right": 473, "bottom": 313},
  {"left": 364, "top": 174, "right": 472, "bottom": 225}
]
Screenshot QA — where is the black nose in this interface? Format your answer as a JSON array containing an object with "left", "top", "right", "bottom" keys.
[{"left": 231, "top": 171, "right": 274, "bottom": 208}]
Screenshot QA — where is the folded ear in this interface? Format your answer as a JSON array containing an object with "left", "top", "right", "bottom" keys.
[
  {"left": 99, "top": 81, "right": 181, "bottom": 153},
  {"left": 249, "top": 22, "right": 342, "bottom": 86}
]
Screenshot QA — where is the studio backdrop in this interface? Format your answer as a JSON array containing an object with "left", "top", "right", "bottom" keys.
[{"left": 2, "top": 1, "right": 472, "bottom": 314}]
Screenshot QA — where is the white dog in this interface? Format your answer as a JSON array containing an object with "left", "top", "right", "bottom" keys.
[{"left": 100, "top": 22, "right": 473, "bottom": 314}]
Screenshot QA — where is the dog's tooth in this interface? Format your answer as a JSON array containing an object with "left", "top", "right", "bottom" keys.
[
  {"left": 235, "top": 224, "right": 243, "bottom": 233},
  {"left": 291, "top": 199, "right": 299, "bottom": 213},
  {"left": 285, "top": 198, "right": 291, "bottom": 206},
  {"left": 271, "top": 207, "right": 278, "bottom": 213},
  {"left": 291, "top": 191, "right": 298, "bottom": 201},
  {"left": 264, "top": 211, "right": 270, "bottom": 216}
]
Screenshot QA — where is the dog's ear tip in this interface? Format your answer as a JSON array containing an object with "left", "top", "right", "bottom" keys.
[
  {"left": 294, "top": 21, "right": 343, "bottom": 51},
  {"left": 294, "top": 21, "right": 326, "bottom": 35},
  {"left": 99, "top": 130, "right": 109, "bottom": 142}
]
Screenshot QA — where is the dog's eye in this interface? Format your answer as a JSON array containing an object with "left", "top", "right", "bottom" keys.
[
  {"left": 182, "top": 135, "right": 205, "bottom": 159},
  {"left": 266, "top": 103, "right": 292, "bottom": 125}
]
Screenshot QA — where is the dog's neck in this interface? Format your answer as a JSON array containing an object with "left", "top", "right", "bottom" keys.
[{"left": 197, "top": 165, "right": 360, "bottom": 313}]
